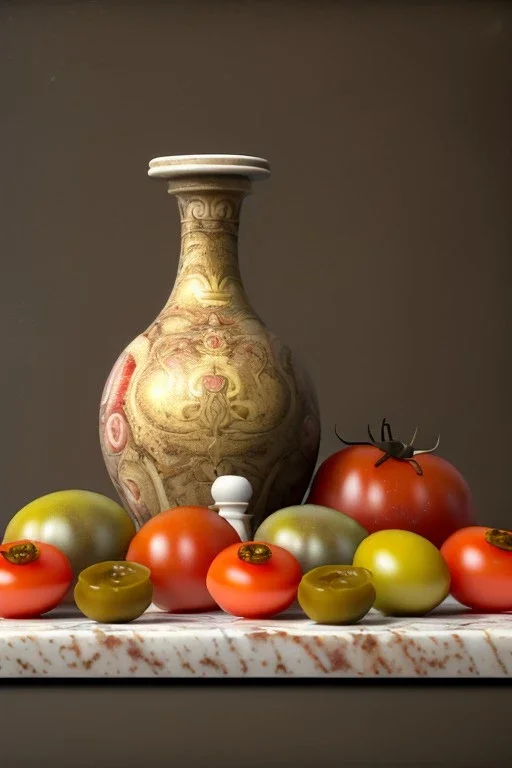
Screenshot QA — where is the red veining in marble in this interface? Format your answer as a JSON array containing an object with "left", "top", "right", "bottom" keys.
[
  {"left": 176, "top": 649, "right": 195, "bottom": 674},
  {"left": 104, "top": 636, "right": 122, "bottom": 650},
  {"left": 452, "top": 633, "right": 480, "bottom": 675},
  {"left": 59, "top": 636, "right": 82, "bottom": 659},
  {"left": 200, "top": 656, "right": 228, "bottom": 675},
  {"left": 83, "top": 652, "right": 101, "bottom": 670},
  {"left": 17, "top": 658, "right": 36, "bottom": 673},
  {"left": 223, "top": 634, "right": 248, "bottom": 674},
  {"left": 483, "top": 630, "right": 508, "bottom": 675},
  {"left": 127, "top": 639, "right": 162, "bottom": 670},
  {"left": 291, "top": 635, "right": 330, "bottom": 673}
]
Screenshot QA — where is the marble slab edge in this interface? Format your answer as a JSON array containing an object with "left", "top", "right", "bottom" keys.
[{"left": 1, "top": 600, "right": 511, "bottom": 679}]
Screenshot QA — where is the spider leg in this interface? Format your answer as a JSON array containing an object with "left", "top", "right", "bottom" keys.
[
  {"left": 367, "top": 424, "right": 377, "bottom": 444},
  {"left": 374, "top": 452, "right": 392, "bottom": 468},
  {"left": 409, "top": 425, "right": 418, "bottom": 447},
  {"left": 382, "top": 419, "right": 394, "bottom": 442},
  {"left": 407, "top": 458, "right": 424, "bottom": 476},
  {"left": 334, "top": 424, "right": 372, "bottom": 446},
  {"left": 414, "top": 435, "right": 441, "bottom": 455}
]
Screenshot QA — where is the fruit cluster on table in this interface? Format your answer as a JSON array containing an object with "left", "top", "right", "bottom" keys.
[{"left": 1, "top": 420, "right": 511, "bottom": 625}]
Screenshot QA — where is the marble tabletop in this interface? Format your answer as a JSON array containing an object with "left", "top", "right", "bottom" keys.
[{"left": 1, "top": 598, "right": 510, "bottom": 678}]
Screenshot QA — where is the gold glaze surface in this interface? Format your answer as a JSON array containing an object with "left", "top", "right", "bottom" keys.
[{"left": 99, "top": 170, "right": 320, "bottom": 531}]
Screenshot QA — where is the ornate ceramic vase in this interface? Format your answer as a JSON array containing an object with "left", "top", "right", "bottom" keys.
[{"left": 99, "top": 154, "right": 320, "bottom": 532}]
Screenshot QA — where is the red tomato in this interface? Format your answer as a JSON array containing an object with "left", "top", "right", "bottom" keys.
[
  {"left": 0, "top": 539, "right": 73, "bottom": 618},
  {"left": 440, "top": 526, "right": 512, "bottom": 612},
  {"left": 307, "top": 445, "right": 476, "bottom": 548},
  {"left": 126, "top": 506, "right": 240, "bottom": 612},
  {"left": 206, "top": 541, "right": 302, "bottom": 618}
]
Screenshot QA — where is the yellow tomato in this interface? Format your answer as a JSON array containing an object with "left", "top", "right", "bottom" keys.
[{"left": 353, "top": 529, "right": 450, "bottom": 616}]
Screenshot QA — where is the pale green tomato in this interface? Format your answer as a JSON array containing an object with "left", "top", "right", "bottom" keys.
[
  {"left": 254, "top": 504, "right": 368, "bottom": 574},
  {"left": 352, "top": 529, "right": 450, "bottom": 616}
]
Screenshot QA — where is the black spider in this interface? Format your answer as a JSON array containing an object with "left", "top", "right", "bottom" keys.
[{"left": 334, "top": 418, "right": 440, "bottom": 476}]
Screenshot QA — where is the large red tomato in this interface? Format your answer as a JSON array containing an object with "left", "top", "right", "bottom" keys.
[
  {"left": 126, "top": 506, "right": 240, "bottom": 612},
  {"left": 307, "top": 444, "right": 476, "bottom": 548},
  {"left": 440, "top": 527, "right": 512, "bottom": 612}
]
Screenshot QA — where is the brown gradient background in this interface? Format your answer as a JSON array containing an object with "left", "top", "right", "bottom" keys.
[{"left": 1, "top": 2, "right": 511, "bottom": 767}]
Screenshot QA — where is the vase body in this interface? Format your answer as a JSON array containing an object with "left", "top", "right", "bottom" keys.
[{"left": 99, "top": 155, "right": 320, "bottom": 532}]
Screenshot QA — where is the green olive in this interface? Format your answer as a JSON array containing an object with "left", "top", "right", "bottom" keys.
[
  {"left": 254, "top": 504, "right": 368, "bottom": 574},
  {"left": 74, "top": 561, "right": 153, "bottom": 623},
  {"left": 298, "top": 565, "right": 375, "bottom": 624},
  {"left": 3, "top": 490, "right": 136, "bottom": 603},
  {"left": 353, "top": 529, "right": 450, "bottom": 616}
]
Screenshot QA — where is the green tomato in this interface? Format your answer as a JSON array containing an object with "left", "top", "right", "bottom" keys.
[
  {"left": 254, "top": 504, "right": 368, "bottom": 574},
  {"left": 298, "top": 565, "right": 375, "bottom": 624},
  {"left": 352, "top": 529, "right": 450, "bottom": 616},
  {"left": 74, "top": 561, "right": 153, "bottom": 623},
  {"left": 3, "top": 490, "right": 135, "bottom": 603}
]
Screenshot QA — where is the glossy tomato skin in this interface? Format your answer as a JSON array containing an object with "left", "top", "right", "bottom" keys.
[
  {"left": 0, "top": 539, "right": 73, "bottom": 618},
  {"left": 254, "top": 504, "right": 367, "bottom": 574},
  {"left": 206, "top": 541, "right": 302, "bottom": 618},
  {"left": 126, "top": 506, "right": 241, "bottom": 612},
  {"left": 440, "top": 527, "right": 512, "bottom": 612},
  {"left": 307, "top": 446, "right": 476, "bottom": 548},
  {"left": 353, "top": 529, "right": 450, "bottom": 616}
]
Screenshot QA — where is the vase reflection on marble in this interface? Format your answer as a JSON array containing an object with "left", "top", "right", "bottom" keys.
[{"left": 99, "top": 155, "right": 320, "bottom": 533}]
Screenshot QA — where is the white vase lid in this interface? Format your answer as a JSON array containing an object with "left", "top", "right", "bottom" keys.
[
  {"left": 211, "top": 474, "right": 254, "bottom": 504},
  {"left": 148, "top": 154, "right": 270, "bottom": 180}
]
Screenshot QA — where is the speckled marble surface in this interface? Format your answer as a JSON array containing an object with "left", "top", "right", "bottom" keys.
[{"left": 1, "top": 598, "right": 511, "bottom": 678}]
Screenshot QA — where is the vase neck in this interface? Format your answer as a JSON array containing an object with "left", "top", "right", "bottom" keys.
[{"left": 166, "top": 176, "right": 252, "bottom": 311}]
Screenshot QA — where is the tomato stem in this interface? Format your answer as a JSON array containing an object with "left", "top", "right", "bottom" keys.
[
  {"left": 485, "top": 529, "right": 512, "bottom": 552},
  {"left": 334, "top": 419, "right": 440, "bottom": 476},
  {"left": 1, "top": 541, "right": 40, "bottom": 565},
  {"left": 238, "top": 543, "right": 272, "bottom": 565}
]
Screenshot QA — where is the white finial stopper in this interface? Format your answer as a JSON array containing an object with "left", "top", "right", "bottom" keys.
[
  {"left": 210, "top": 475, "right": 253, "bottom": 541},
  {"left": 211, "top": 475, "right": 253, "bottom": 505}
]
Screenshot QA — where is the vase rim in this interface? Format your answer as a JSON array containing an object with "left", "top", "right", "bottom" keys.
[{"left": 148, "top": 154, "right": 270, "bottom": 180}]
